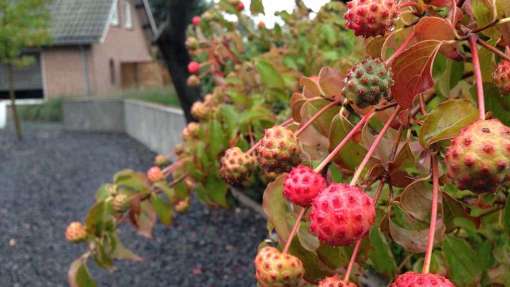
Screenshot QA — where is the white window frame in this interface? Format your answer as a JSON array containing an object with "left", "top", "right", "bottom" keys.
[
  {"left": 124, "top": 1, "right": 133, "bottom": 29},
  {"left": 110, "top": 0, "right": 119, "bottom": 26}
]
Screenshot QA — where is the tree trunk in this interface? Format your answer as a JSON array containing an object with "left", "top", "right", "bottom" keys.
[
  {"left": 7, "top": 64, "right": 22, "bottom": 140},
  {"left": 156, "top": 0, "right": 202, "bottom": 123}
]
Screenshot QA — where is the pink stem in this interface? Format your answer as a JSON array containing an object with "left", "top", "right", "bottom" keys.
[
  {"left": 385, "top": 31, "right": 416, "bottom": 66},
  {"left": 469, "top": 35, "right": 486, "bottom": 120},
  {"left": 295, "top": 100, "right": 341, "bottom": 136},
  {"left": 423, "top": 154, "right": 440, "bottom": 274},
  {"left": 313, "top": 111, "right": 375, "bottom": 173},
  {"left": 342, "top": 180, "right": 385, "bottom": 282},
  {"left": 398, "top": 1, "right": 419, "bottom": 10},
  {"left": 343, "top": 239, "right": 362, "bottom": 282},
  {"left": 350, "top": 107, "right": 401, "bottom": 186},
  {"left": 282, "top": 207, "right": 307, "bottom": 254},
  {"left": 450, "top": 0, "right": 457, "bottom": 25}
]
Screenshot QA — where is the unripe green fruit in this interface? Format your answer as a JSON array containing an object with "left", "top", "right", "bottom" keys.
[
  {"left": 219, "top": 147, "right": 256, "bottom": 185},
  {"left": 112, "top": 193, "right": 131, "bottom": 214},
  {"left": 342, "top": 58, "right": 393, "bottom": 108},
  {"left": 254, "top": 246, "right": 304, "bottom": 287}
]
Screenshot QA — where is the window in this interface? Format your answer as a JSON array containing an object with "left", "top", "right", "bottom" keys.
[
  {"left": 124, "top": 2, "right": 133, "bottom": 29},
  {"left": 109, "top": 59, "right": 116, "bottom": 85},
  {"left": 111, "top": 0, "right": 119, "bottom": 26}
]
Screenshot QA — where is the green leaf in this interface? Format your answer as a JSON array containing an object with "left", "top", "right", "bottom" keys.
[
  {"left": 300, "top": 98, "right": 340, "bottom": 136},
  {"left": 368, "top": 228, "right": 397, "bottom": 277},
  {"left": 85, "top": 201, "right": 113, "bottom": 237},
  {"left": 256, "top": 60, "right": 286, "bottom": 90},
  {"left": 262, "top": 175, "right": 294, "bottom": 241},
  {"left": 113, "top": 169, "right": 150, "bottom": 193},
  {"left": 111, "top": 232, "right": 142, "bottom": 261},
  {"left": 419, "top": 99, "right": 479, "bottom": 148},
  {"left": 204, "top": 175, "right": 229, "bottom": 207},
  {"left": 250, "top": 0, "right": 264, "bottom": 15},
  {"left": 133, "top": 201, "right": 157, "bottom": 238},
  {"left": 328, "top": 115, "right": 366, "bottom": 170},
  {"left": 68, "top": 257, "right": 96, "bottom": 287},
  {"left": 151, "top": 194, "right": 173, "bottom": 225},
  {"left": 485, "top": 83, "right": 510, "bottom": 125},
  {"left": 442, "top": 235, "right": 482, "bottom": 286},
  {"left": 208, "top": 120, "right": 226, "bottom": 158},
  {"left": 95, "top": 184, "right": 114, "bottom": 202}
]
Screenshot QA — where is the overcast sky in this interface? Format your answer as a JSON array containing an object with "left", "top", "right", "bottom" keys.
[{"left": 240, "top": 0, "right": 330, "bottom": 27}]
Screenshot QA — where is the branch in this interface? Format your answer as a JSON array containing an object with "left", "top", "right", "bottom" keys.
[
  {"left": 477, "top": 38, "right": 510, "bottom": 62},
  {"left": 295, "top": 99, "right": 342, "bottom": 136},
  {"left": 423, "top": 154, "right": 440, "bottom": 274},
  {"left": 282, "top": 207, "right": 307, "bottom": 254},
  {"left": 469, "top": 35, "right": 486, "bottom": 120}
]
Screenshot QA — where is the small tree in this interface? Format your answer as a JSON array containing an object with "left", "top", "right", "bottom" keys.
[{"left": 0, "top": 0, "right": 51, "bottom": 140}]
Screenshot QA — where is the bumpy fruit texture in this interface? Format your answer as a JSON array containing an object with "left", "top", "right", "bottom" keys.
[
  {"left": 284, "top": 165, "right": 326, "bottom": 207},
  {"left": 112, "top": 193, "right": 131, "bottom": 214},
  {"left": 254, "top": 246, "right": 304, "bottom": 287},
  {"left": 493, "top": 60, "right": 510, "bottom": 93},
  {"left": 147, "top": 166, "right": 165, "bottom": 183},
  {"left": 65, "top": 222, "right": 87, "bottom": 243},
  {"left": 391, "top": 272, "right": 455, "bottom": 287},
  {"left": 345, "top": 0, "right": 399, "bottom": 38},
  {"left": 191, "top": 16, "right": 201, "bottom": 26},
  {"left": 445, "top": 119, "right": 510, "bottom": 193},
  {"left": 256, "top": 126, "right": 301, "bottom": 173},
  {"left": 182, "top": 122, "right": 200, "bottom": 141},
  {"left": 188, "top": 61, "right": 201, "bottom": 74},
  {"left": 310, "top": 184, "right": 376, "bottom": 246},
  {"left": 220, "top": 147, "right": 256, "bottom": 185},
  {"left": 342, "top": 58, "right": 393, "bottom": 108},
  {"left": 319, "top": 275, "right": 357, "bottom": 287}
]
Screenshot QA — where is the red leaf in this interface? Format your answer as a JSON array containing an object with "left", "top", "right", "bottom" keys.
[
  {"left": 390, "top": 40, "right": 442, "bottom": 109},
  {"left": 415, "top": 17, "right": 461, "bottom": 60}
]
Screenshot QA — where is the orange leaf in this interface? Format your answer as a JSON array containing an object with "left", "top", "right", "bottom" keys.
[{"left": 390, "top": 40, "right": 442, "bottom": 109}]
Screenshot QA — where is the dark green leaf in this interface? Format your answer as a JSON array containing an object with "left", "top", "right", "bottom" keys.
[
  {"left": 442, "top": 235, "right": 482, "bottom": 286},
  {"left": 68, "top": 257, "right": 96, "bottom": 287},
  {"left": 151, "top": 194, "right": 173, "bottom": 225},
  {"left": 368, "top": 228, "right": 397, "bottom": 276},
  {"left": 250, "top": 0, "right": 264, "bottom": 15}
]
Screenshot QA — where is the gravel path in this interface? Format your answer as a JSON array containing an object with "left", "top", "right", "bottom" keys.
[{"left": 0, "top": 125, "right": 266, "bottom": 287}]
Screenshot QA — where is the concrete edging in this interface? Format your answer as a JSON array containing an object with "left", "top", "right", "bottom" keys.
[{"left": 62, "top": 97, "right": 186, "bottom": 155}]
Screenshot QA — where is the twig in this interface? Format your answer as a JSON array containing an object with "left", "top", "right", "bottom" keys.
[
  {"left": 350, "top": 107, "right": 401, "bottom": 186},
  {"left": 282, "top": 207, "right": 307, "bottom": 254},
  {"left": 385, "top": 31, "right": 416, "bottom": 66},
  {"left": 469, "top": 35, "right": 486, "bottom": 120},
  {"left": 313, "top": 111, "right": 375, "bottom": 173},
  {"left": 477, "top": 38, "right": 510, "bottom": 62},
  {"left": 343, "top": 239, "right": 363, "bottom": 282},
  {"left": 422, "top": 154, "right": 440, "bottom": 274},
  {"left": 295, "top": 100, "right": 342, "bottom": 136}
]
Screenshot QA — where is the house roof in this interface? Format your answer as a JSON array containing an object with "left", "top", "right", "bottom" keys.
[
  {"left": 49, "top": 0, "right": 114, "bottom": 45},
  {"left": 49, "top": 0, "right": 157, "bottom": 46}
]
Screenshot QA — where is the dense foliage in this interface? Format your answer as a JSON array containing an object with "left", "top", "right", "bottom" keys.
[{"left": 67, "top": 0, "right": 510, "bottom": 286}]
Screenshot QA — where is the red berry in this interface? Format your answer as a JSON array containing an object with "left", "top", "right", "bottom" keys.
[
  {"left": 345, "top": 0, "right": 399, "bottom": 38},
  {"left": 284, "top": 165, "right": 326, "bottom": 207},
  {"left": 191, "top": 16, "right": 201, "bottom": 26},
  {"left": 391, "top": 272, "right": 455, "bottom": 287},
  {"left": 254, "top": 246, "right": 304, "bottom": 287},
  {"left": 147, "top": 166, "right": 165, "bottom": 183},
  {"left": 188, "top": 61, "right": 201, "bottom": 74},
  {"left": 319, "top": 275, "right": 357, "bottom": 287},
  {"left": 310, "top": 184, "right": 375, "bottom": 246},
  {"left": 236, "top": 2, "right": 245, "bottom": 11},
  {"left": 445, "top": 119, "right": 510, "bottom": 193},
  {"left": 493, "top": 60, "right": 510, "bottom": 92}
]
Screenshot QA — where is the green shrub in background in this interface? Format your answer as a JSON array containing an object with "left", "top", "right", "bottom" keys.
[{"left": 17, "top": 98, "right": 63, "bottom": 122}]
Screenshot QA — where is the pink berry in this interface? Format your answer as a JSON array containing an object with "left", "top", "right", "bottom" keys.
[
  {"left": 188, "top": 61, "right": 201, "bottom": 74},
  {"left": 391, "top": 272, "right": 455, "bottom": 287},
  {"left": 319, "top": 275, "right": 357, "bottom": 287},
  {"left": 310, "top": 184, "right": 375, "bottom": 246},
  {"left": 445, "top": 119, "right": 510, "bottom": 193},
  {"left": 493, "top": 60, "right": 510, "bottom": 92},
  {"left": 236, "top": 2, "right": 245, "bottom": 11},
  {"left": 345, "top": 0, "right": 399, "bottom": 38},
  {"left": 284, "top": 165, "right": 326, "bottom": 207},
  {"left": 147, "top": 166, "right": 164, "bottom": 183},
  {"left": 191, "top": 16, "right": 201, "bottom": 26}
]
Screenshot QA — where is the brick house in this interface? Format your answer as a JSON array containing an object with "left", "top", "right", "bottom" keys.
[{"left": 0, "top": 0, "right": 163, "bottom": 100}]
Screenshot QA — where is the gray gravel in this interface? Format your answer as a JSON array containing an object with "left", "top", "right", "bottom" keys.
[{"left": 0, "top": 124, "right": 266, "bottom": 287}]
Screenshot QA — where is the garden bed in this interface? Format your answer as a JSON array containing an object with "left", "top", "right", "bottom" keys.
[{"left": 0, "top": 125, "right": 266, "bottom": 286}]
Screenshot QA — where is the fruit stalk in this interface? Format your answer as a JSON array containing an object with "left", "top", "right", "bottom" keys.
[
  {"left": 469, "top": 34, "right": 486, "bottom": 120},
  {"left": 343, "top": 239, "right": 362, "bottom": 282},
  {"left": 423, "top": 154, "right": 440, "bottom": 274},
  {"left": 313, "top": 111, "right": 375, "bottom": 173},
  {"left": 282, "top": 207, "right": 307, "bottom": 254},
  {"left": 295, "top": 99, "right": 342, "bottom": 136},
  {"left": 350, "top": 106, "right": 401, "bottom": 186},
  {"left": 477, "top": 38, "right": 510, "bottom": 62}
]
